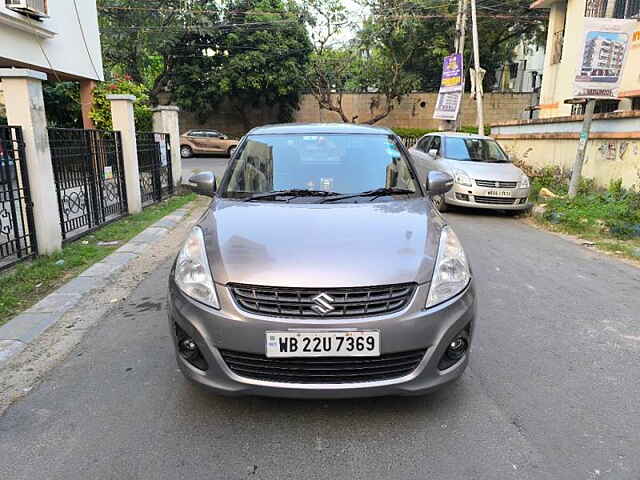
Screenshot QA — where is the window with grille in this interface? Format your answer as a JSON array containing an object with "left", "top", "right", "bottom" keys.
[{"left": 613, "top": 0, "right": 640, "bottom": 17}]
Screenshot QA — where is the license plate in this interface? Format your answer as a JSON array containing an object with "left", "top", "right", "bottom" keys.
[
  {"left": 266, "top": 331, "right": 380, "bottom": 358},
  {"left": 486, "top": 189, "right": 513, "bottom": 197}
]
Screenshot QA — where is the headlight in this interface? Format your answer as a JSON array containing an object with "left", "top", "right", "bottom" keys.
[
  {"left": 518, "top": 173, "right": 530, "bottom": 189},
  {"left": 174, "top": 226, "right": 219, "bottom": 309},
  {"left": 454, "top": 169, "right": 472, "bottom": 187},
  {"left": 426, "top": 226, "right": 471, "bottom": 309}
]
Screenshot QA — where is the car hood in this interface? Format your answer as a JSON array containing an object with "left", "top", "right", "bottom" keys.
[
  {"left": 200, "top": 198, "right": 444, "bottom": 288},
  {"left": 442, "top": 160, "right": 524, "bottom": 181}
]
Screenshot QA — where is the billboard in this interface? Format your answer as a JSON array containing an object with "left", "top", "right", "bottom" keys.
[
  {"left": 574, "top": 17, "right": 636, "bottom": 99},
  {"left": 434, "top": 53, "right": 463, "bottom": 121}
]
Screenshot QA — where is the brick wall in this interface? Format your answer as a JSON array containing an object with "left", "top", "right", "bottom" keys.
[{"left": 179, "top": 92, "right": 534, "bottom": 138}]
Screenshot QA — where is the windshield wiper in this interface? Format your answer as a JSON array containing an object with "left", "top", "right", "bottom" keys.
[
  {"left": 321, "top": 187, "right": 415, "bottom": 203},
  {"left": 244, "top": 189, "right": 339, "bottom": 202}
]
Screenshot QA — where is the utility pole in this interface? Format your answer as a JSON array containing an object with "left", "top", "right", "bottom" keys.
[
  {"left": 568, "top": 99, "right": 596, "bottom": 198},
  {"left": 454, "top": 0, "right": 468, "bottom": 131},
  {"left": 470, "top": 0, "right": 484, "bottom": 135}
]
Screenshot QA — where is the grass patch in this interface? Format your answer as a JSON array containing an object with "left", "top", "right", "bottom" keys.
[
  {"left": 0, "top": 193, "right": 196, "bottom": 326},
  {"left": 527, "top": 167, "right": 640, "bottom": 261}
]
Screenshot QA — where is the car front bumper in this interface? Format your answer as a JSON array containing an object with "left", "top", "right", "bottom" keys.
[
  {"left": 167, "top": 279, "right": 476, "bottom": 399},
  {"left": 444, "top": 183, "right": 531, "bottom": 210}
]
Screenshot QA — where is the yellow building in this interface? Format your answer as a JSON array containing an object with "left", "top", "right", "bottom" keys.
[
  {"left": 490, "top": 0, "right": 640, "bottom": 188},
  {"left": 532, "top": 0, "right": 640, "bottom": 116}
]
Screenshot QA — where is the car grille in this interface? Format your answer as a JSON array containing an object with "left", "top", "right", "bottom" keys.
[
  {"left": 475, "top": 179, "right": 518, "bottom": 189},
  {"left": 474, "top": 195, "right": 517, "bottom": 205},
  {"left": 229, "top": 283, "right": 416, "bottom": 318},
  {"left": 219, "top": 349, "right": 427, "bottom": 383}
]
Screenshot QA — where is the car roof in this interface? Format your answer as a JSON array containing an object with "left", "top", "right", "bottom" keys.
[
  {"left": 247, "top": 123, "right": 393, "bottom": 136},
  {"left": 426, "top": 131, "right": 494, "bottom": 140}
]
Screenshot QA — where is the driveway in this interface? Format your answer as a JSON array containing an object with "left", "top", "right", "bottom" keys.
[{"left": 1, "top": 210, "right": 639, "bottom": 479}]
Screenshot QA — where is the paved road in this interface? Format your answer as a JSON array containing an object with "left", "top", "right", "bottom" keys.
[
  {"left": 2, "top": 209, "right": 640, "bottom": 479},
  {"left": 181, "top": 155, "right": 230, "bottom": 184}
]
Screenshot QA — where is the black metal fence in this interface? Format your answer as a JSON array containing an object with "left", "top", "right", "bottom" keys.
[
  {"left": 137, "top": 132, "right": 174, "bottom": 206},
  {"left": 48, "top": 128, "right": 128, "bottom": 241},
  {"left": 0, "top": 126, "right": 36, "bottom": 270}
]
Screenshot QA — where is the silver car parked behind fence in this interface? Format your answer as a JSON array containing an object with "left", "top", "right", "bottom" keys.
[
  {"left": 409, "top": 132, "right": 531, "bottom": 213},
  {"left": 168, "top": 123, "right": 476, "bottom": 399}
]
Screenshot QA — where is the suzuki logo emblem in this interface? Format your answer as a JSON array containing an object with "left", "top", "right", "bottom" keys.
[
  {"left": 495, "top": 181, "right": 500, "bottom": 188},
  {"left": 311, "top": 293, "right": 335, "bottom": 315}
]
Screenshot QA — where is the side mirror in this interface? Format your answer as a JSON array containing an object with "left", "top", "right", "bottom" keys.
[
  {"left": 426, "top": 171, "right": 454, "bottom": 196},
  {"left": 428, "top": 148, "right": 439, "bottom": 158},
  {"left": 189, "top": 171, "right": 216, "bottom": 197}
]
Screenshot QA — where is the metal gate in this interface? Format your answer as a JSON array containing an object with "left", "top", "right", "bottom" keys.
[
  {"left": 48, "top": 128, "right": 128, "bottom": 241},
  {"left": 137, "top": 132, "right": 174, "bottom": 207},
  {"left": 0, "top": 126, "right": 36, "bottom": 270}
]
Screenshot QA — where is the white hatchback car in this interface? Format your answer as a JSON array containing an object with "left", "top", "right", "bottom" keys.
[{"left": 409, "top": 132, "right": 531, "bottom": 212}]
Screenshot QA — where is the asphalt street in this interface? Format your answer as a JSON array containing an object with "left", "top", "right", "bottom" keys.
[
  {"left": 181, "top": 155, "right": 230, "bottom": 184},
  {"left": 1, "top": 193, "right": 640, "bottom": 478}
]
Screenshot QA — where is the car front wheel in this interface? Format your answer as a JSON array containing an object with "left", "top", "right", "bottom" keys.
[{"left": 180, "top": 145, "right": 193, "bottom": 158}]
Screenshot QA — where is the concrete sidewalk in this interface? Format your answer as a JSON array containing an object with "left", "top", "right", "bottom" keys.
[{"left": 0, "top": 206, "right": 192, "bottom": 366}]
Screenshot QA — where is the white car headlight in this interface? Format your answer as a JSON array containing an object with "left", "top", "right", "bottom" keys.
[
  {"left": 174, "top": 226, "right": 219, "bottom": 309},
  {"left": 518, "top": 173, "right": 530, "bottom": 189},
  {"left": 426, "top": 226, "right": 471, "bottom": 309},
  {"left": 454, "top": 170, "right": 472, "bottom": 187}
]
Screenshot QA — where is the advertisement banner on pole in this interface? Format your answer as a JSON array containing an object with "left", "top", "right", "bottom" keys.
[
  {"left": 573, "top": 17, "right": 636, "bottom": 99},
  {"left": 434, "top": 53, "right": 463, "bottom": 120},
  {"left": 434, "top": 91, "right": 463, "bottom": 121}
]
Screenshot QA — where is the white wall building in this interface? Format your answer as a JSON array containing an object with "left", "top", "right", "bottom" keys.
[{"left": 0, "top": 0, "right": 103, "bottom": 126}]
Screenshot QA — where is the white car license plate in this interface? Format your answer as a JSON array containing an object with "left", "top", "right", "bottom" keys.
[
  {"left": 266, "top": 331, "right": 380, "bottom": 358},
  {"left": 486, "top": 189, "right": 513, "bottom": 197}
]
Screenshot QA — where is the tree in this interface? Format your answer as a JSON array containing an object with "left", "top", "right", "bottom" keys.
[
  {"left": 401, "top": 0, "right": 546, "bottom": 91},
  {"left": 97, "top": 0, "right": 221, "bottom": 100},
  {"left": 305, "top": 0, "right": 422, "bottom": 124},
  {"left": 169, "top": 0, "right": 312, "bottom": 127},
  {"left": 99, "top": 0, "right": 312, "bottom": 127}
]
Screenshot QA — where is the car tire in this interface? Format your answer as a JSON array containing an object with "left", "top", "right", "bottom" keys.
[
  {"left": 180, "top": 145, "right": 193, "bottom": 158},
  {"left": 227, "top": 146, "right": 236, "bottom": 158},
  {"left": 432, "top": 194, "right": 448, "bottom": 212}
]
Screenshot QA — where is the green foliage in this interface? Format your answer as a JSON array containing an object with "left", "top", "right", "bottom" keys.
[
  {"left": 171, "top": 0, "right": 312, "bottom": 127},
  {"left": 43, "top": 81, "right": 83, "bottom": 128},
  {"left": 392, "top": 127, "right": 438, "bottom": 138},
  {"left": 392, "top": 126, "right": 479, "bottom": 138},
  {"left": 98, "top": 0, "right": 221, "bottom": 94},
  {"left": 0, "top": 113, "right": 6, "bottom": 125},
  {"left": 533, "top": 168, "right": 640, "bottom": 240},
  {"left": 0, "top": 193, "right": 195, "bottom": 325},
  {"left": 90, "top": 75, "right": 153, "bottom": 132},
  {"left": 400, "top": 0, "right": 546, "bottom": 91}
]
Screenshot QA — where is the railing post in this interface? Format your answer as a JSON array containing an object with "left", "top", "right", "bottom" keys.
[
  {"left": 0, "top": 68, "right": 62, "bottom": 255},
  {"left": 107, "top": 94, "right": 142, "bottom": 214},
  {"left": 152, "top": 106, "right": 182, "bottom": 187}
]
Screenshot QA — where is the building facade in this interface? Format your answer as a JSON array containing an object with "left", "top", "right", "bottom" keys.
[
  {"left": 0, "top": 0, "right": 103, "bottom": 126},
  {"left": 532, "top": 0, "right": 640, "bottom": 118}
]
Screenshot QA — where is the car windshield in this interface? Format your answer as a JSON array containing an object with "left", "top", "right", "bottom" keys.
[
  {"left": 220, "top": 133, "right": 419, "bottom": 201},
  {"left": 445, "top": 137, "right": 510, "bottom": 163}
]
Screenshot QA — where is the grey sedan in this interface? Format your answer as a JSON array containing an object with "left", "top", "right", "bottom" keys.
[
  {"left": 409, "top": 132, "right": 531, "bottom": 212},
  {"left": 168, "top": 123, "right": 476, "bottom": 398}
]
